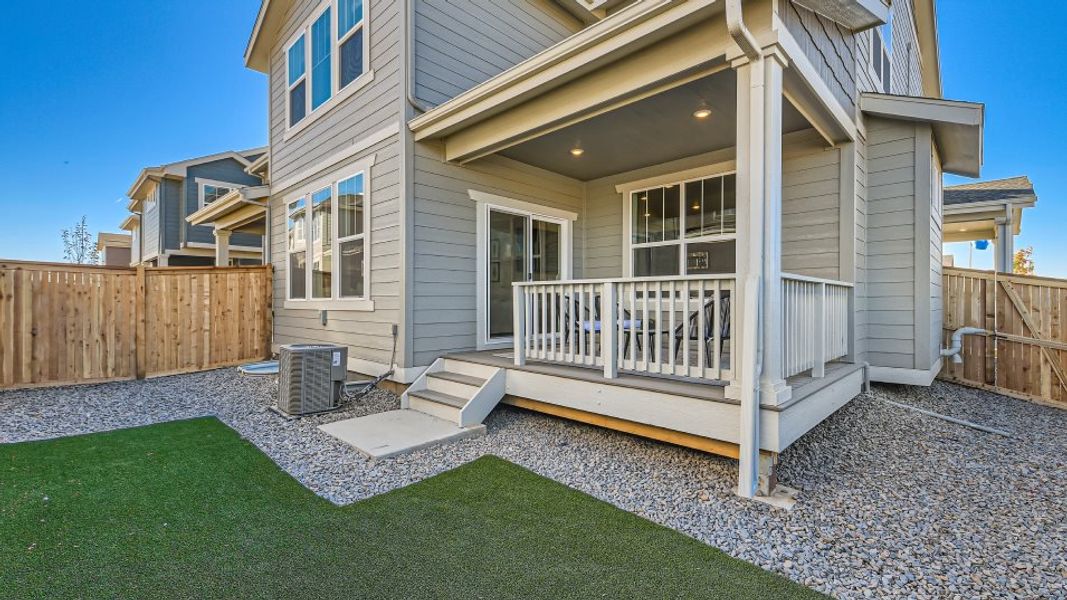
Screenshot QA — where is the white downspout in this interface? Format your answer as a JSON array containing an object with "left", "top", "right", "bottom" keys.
[
  {"left": 726, "top": 0, "right": 761, "bottom": 60},
  {"left": 727, "top": 0, "right": 766, "bottom": 499},
  {"left": 404, "top": 0, "right": 434, "bottom": 114}
]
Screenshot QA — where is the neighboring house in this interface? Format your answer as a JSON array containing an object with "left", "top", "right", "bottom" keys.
[
  {"left": 942, "top": 176, "right": 1037, "bottom": 272},
  {"left": 121, "top": 149, "right": 268, "bottom": 266},
  {"left": 95, "top": 232, "right": 132, "bottom": 266},
  {"left": 238, "top": 0, "right": 984, "bottom": 498}
]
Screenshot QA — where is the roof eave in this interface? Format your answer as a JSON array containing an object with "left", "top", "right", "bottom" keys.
[
  {"left": 860, "top": 93, "right": 984, "bottom": 177},
  {"left": 791, "top": 0, "right": 889, "bottom": 31}
]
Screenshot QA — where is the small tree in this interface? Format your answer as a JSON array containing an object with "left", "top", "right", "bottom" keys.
[
  {"left": 61, "top": 216, "right": 100, "bottom": 265},
  {"left": 1013, "top": 246, "right": 1035, "bottom": 275}
]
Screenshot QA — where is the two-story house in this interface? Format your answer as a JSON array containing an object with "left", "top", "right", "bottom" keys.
[
  {"left": 121, "top": 148, "right": 268, "bottom": 266},
  {"left": 239, "top": 0, "right": 984, "bottom": 500}
]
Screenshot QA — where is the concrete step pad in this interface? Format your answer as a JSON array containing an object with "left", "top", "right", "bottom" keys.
[
  {"left": 319, "top": 410, "right": 485, "bottom": 459},
  {"left": 429, "top": 370, "right": 485, "bottom": 388},
  {"left": 409, "top": 388, "right": 467, "bottom": 408}
]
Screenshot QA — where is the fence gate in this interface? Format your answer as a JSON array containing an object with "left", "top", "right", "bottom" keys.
[
  {"left": 941, "top": 266, "right": 1067, "bottom": 407},
  {"left": 0, "top": 261, "right": 272, "bottom": 390}
]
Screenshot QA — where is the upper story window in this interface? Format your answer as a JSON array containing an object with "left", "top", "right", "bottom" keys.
[
  {"left": 145, "top": 185, "right": 159, "bottom": 212},
  {"left": 287, "top": 167, "right": 369, "bottom": 303},
  {"left": 629, "top": 173, "right": 736, "bottom": 277},
  {"left": 285, "top": 0, "right": 368, "bottom": 131},
  {"left": 871, "top": 14, "right": 892, "bottom": 93},
  {"left": 196, "top": 178, "right": 237, "bottom": 210}
]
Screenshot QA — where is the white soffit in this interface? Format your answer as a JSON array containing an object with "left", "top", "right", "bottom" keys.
[
  {"left": 860, "top": 93, "right": 984, "bottom": 177},
  {"left": 792, "top": 0, "right": 889, "bottom": 31}
]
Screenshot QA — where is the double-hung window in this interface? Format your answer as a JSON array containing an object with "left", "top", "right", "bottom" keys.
[
  {"left": 629, "top": 173, "right": 736, "bottom": 277},
  {"left": 287, "top": 167, "right": 369, "bottom": 305},
  {"left": 871, "top": 15, "right": 892, "bottom": 93},
  {"left": 285, "top": 0, "right": 368, "bottom": 130}
]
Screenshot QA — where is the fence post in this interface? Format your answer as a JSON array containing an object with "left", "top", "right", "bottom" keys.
[
  {"left": 513, "top": 285, "right": 526, "bottom": 367},
  {"left": 602, "top": 282, "right": 618, "bottom": 378},
  {"left": 134, "top": 265, "right": 147, "bottom": 379},
  {"left": 264, "top": 264, "right": 274, "bottom": 359},
  {"left": 813, "top": 282, "right": 825, "bottom": 378}
]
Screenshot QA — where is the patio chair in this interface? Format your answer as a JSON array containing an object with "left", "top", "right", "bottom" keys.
[
  {"left": 672, "top": 294, "right": 731, "bottom": 362},
  {"left": 593, "top": 296, "right": 656, "bottom": 360}
]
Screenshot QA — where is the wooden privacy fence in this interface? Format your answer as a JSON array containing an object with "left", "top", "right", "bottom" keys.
[
  {"left": 941, "top": 266, "right": 1067, "bottom": 407},
  {"left": 0, "top": 261, "right": 272, "bottom": 389}
]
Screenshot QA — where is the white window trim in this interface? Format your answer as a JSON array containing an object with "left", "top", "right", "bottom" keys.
[
  {"left": 194, "top": 177, "right": 240, "bottom": 210},
  {"left": 471, "top": 189, "right": 575, "bottom": 350},
  {"left": 618, "top": 161, "right": 737, "bottom": 277},
  {"left": 282, "top": 0, "right": 374, "bottom": 142},
  {"left": 284, "top": 153, "right": 375, "bottom": 311}
]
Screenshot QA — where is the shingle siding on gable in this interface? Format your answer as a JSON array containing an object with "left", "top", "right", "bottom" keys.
[
  {"left": 780, "top": 1, "right": 857, "bottom": 114},
  {"left": 184, "top": 158, "right": 263, "bottom": 247}
]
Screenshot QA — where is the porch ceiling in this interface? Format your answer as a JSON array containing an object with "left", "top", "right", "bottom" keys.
[{"left": 498, "top": 71, "right": 812, "bottom": 181}]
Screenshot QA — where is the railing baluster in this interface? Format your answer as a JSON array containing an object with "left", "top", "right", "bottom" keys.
[
  {"left": 667, "top": 280, "right": 676, "bottom": 376},
  {"left": 712, "top": 279, "right": 721, "bottom": 381}
]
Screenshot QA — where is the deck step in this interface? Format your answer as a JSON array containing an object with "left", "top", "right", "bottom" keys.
[
  {"left": 409, "top": 389, "right": 467, "bottom": 409},
  {"left": 429, "top": 371, "right": 485, "bottom": 387}
]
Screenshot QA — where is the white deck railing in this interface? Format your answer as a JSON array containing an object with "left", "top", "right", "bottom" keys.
[
  {"left": 513, "top": 276, "right": 735, "bottom": 383},
  {"left": 781, "top": 273, "right": 853, "bottom": 378}
]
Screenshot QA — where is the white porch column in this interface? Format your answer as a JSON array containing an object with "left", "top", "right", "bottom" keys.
[
  {"left": 732, "top": 54, "right": 767, "bottom": 499},
  {"left": 214, "top": 229, "right": 231, "bottom": 267},
  {"left": 758, "top": 50, "right": 791, "bottom": 406},
  {"left": 994, "top": 209, "right": 1013, "bottom": 274}
]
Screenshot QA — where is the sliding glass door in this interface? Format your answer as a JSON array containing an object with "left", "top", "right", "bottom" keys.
[{"left": 486, "top": 208, "right": 565, "bottom": 341}]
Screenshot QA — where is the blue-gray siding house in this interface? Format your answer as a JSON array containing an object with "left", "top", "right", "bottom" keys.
[{"left": 122, "top": 148, "right": 267, "bottom": 266}]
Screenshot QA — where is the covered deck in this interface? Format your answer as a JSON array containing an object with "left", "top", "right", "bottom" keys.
[{"left": 409, "top": 0, "right": 872, "bottom": 497}]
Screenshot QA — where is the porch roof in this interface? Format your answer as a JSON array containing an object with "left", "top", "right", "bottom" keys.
[
  {"left": 859, "top": 93, "right": 984, "bottom": 177},
  {"left": 942, "top": 176, "right": 1037, "bottom": 243},
  {"left": 408, "top": 0, "right": 727, "bottom": 163},
  {"left": 186, "top": 185, "right": 270, "bottom": 234}
]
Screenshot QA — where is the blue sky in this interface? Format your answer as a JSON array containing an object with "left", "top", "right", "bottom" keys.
[
  {"left": 0, "top": 1, "right": 1064, "bottom": 274},
  {"left": 0, "top": 0, "right": 264, "bottom": 262}
]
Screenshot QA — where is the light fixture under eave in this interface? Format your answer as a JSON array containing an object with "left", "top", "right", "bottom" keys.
[
  {"left": 693, "top": 104, "right": 712, "bottom": 120},
  {"left": 570, "top": 146, "right": 585, "bottom": 157}
]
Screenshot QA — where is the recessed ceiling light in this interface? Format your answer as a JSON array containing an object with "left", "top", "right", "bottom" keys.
[
  {"left": 570, "top": 147, "right": 585, "bottom": 157},
  {"left": 693, "top": 107, "right": 712, "bottom": 120}
]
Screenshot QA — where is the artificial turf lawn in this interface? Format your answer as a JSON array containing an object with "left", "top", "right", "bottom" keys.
[{"left": 0, "top": 418, "right": 824, "bottom": 599}]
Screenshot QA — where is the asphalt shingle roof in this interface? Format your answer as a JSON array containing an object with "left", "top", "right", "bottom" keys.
[{"left": 943, "top": 175, "right": 1035, "bottom": 206}]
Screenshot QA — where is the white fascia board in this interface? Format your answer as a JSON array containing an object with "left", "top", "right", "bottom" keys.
[{"left": 861, "top": 93, "right": 984, "bottom": 177}]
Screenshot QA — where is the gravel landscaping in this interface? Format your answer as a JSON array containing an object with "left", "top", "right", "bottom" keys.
[{"left": 1, "top": 370, "right": 1064, "bottom": 599}]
